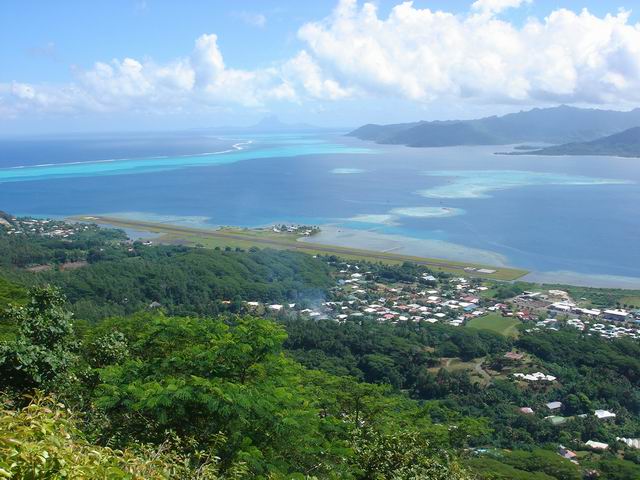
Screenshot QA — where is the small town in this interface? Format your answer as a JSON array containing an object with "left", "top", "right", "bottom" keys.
[
  {"left": 251, "top": 258, "right": 640, "bottom": 341},
  {"left": 0, "top": 214, "right": 98, "bottom": 238}
]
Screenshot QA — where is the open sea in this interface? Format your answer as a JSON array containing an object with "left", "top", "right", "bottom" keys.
[{"left": 1, "top": 130, "right": 639, "bottom": 287}]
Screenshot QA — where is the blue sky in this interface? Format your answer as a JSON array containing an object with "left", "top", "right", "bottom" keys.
[{"left": 2, "top": 0, "right": 640, "bottom": 134}]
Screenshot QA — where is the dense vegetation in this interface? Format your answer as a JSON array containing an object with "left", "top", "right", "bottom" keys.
[
  {"left": 283, "top": 316, "right": 640, "bottom": 451},
  {"left": 2, "top": 233, "right": 333, "bottom": 321},
  {"left": 1, "top": 220, "right": 640, "bottom": 478},
  {"left": 0, "top": 287, "right": 472, "bottom": 479},
  {"left": 0, "top": 218, "right": 126, "bottom": 269}
]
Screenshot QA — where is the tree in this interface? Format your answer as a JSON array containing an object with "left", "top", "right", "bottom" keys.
[
  {"left": 348, "top": 427, "right": 471, "bottom": 479},
  {"left": 89, "top": 314, "right": 340, "bottom": 476},
  {"left": 0, "top": 286, "right": 76, "bottom": 393},
  {"left": 0, "top": 395, "right": 247, "bottom": 479}
]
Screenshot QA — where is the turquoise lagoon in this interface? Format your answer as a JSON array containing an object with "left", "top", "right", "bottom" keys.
[{"left": 0, "top": 133, "right": 639, "bottom": 286}]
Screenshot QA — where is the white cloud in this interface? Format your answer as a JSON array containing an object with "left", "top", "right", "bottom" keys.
[
  {"left": 283, "top": 51, "right": 353, "bottom": 100},
  {"left": 298, "top": 0, "right": 640, "bottom": 105},
  {"left": 0, "top": 30, "right": 351, "bottom": 117},
  {"left": 471, "top": 0, "right": 532, "bottom": 16},
  {"left": 2, "top": 0, "right": 640, "bottom": 120},
  {"left": 233, "top": 11, "right": 267, "bottom": 28}
]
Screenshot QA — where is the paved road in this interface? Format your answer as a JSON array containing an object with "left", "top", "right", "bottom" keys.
[{"left": 78, "top": 216, "right": 522, "bottom": 278}]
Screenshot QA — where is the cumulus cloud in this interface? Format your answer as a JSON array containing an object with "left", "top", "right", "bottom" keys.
[
  {"left": 299, "top": 0, "right": 640, "bottom": 105},
  {"left": 2, "top": 0, "right": 640, "bottom": 119},
  {"left": 0, "top": 30, "right": 350, "bottom": 116},
  {"left": 283, "top": 51, "right": 354, "bottom": 100}
]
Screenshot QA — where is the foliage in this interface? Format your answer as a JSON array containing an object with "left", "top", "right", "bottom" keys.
[
  {"left": 3, "top": 226, "right": 640, "bottom": 478},
  {"left": 282, "top": 317, "right": 509, "bottom": 391},
  {"left": 0, "top": 286, "right": 76, "bottom": 393},
  {"left": 0, "top": 221, "right": 126, "bottom": 269},
  {"left": 36, "top": 246, "right": 333, "bottom": 320},
  {"left": 348, "top": 428, "right": 470, "bottom": 480},
  {"left": 0, "top": 396, "right": 246, "bottom": 479}
]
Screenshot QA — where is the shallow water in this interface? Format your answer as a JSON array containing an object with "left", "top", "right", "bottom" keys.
[{"left": 0, "top": 132, "right": 639, "bottom": 285}]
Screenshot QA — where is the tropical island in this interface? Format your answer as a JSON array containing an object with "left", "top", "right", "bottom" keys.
[
  {"left": 507, "top": 127, "right": 640, "bottom": 158},
  {"left": 1, "top": 213, "right": 640, "bottom": 479},
  {"left": 347, "top": 105, "right": 640, "bottom": 150}
]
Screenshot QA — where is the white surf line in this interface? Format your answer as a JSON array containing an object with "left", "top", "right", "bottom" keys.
[
  {"left": 188, "top": 139, "right": 254, "bottom": 156},
  {"left": 4, "top": 140, "right": 255, "bottom": 171}
]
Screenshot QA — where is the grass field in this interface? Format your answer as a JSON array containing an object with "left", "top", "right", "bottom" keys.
[
  {"left": 69, "top": 215, "right": 529, "bottom": 281},
  {"left": 621, "top": 295, "right": 640, "bottom": 308},
  {"left": 466, "top": 313, "right": 522, "bottom": 337}
]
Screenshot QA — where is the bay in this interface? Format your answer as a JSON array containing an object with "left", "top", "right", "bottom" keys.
[{"left": 0, "top": 131, "right": 638, "bottom": 285}]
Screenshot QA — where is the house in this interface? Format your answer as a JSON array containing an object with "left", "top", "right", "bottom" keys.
[
  {"left": 585, "top": 440, "right": 608, "bottom": 450},
  {"left": 514, "top": 372, "right": 556, "bottom": 382},
  {"left": 549, "top": 302, "right": 573, "bottom": 313},
  {"left": 558, "top": 445, "right": 577, "bottom": 460},
  {"left": 545, "top": 416, "right": 567, "bottom": 425},
  {"left": 519, "top": 407, "right": 534, "bottom": 415},
  {"left": 546, "top": 401, "right": 562, "bottom": 411},
  {"left": 617, "top": 437, "right": 640, "bottom": 449},
  {"left": 504, "top": 352, "right": 524, "bottom": 361},
  {"left": 603, "top": 309, "right": 630, "bottom": 322},
  {"left": 594, "top": 409, "right": 616, "bottom": 420}
]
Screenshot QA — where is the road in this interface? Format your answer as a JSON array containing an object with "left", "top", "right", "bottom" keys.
[{"left": 71, "top": 215, "right": 527, "bottom": 280}]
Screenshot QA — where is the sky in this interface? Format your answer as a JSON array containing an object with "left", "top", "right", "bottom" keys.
[{"left": 1, "top": 0, "right": 640, "bottom": 134}]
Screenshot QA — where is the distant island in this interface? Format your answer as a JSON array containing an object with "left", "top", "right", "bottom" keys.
[
  {"left": 347, "top": 105, "right": 640, "bottom": 147},
  {"left": 507, "top": 126, "right": 640, "bottom": 158},
  {"left": 205, "top": 115, "right": 329, "bottom": 133}
]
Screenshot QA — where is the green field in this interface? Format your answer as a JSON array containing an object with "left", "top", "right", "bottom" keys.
[
  {"left": 466, "top": 313, "right": 522, "bottom": 337},
  {"left": 621, "top": 295, "right": 640, "bottom": 308},
  {"left": 68, "top": 215, "right": 529, "bottom": 281}
]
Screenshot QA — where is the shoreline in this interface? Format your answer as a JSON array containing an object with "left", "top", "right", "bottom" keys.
[
  {"left": 66, "top": 213, "right": 640, "bottom": 289},
  {"left": 67, "top": 214, "right": 528, "bottom": 281},
  {"left": 299, "top": 224, "right": 509, "bottom": 267},
  {"left": 302, "top": 225, "right": 640, "bottom": 289}
]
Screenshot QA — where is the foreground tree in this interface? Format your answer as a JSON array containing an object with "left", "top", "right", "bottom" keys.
[
  {"left": 0, "top": 396, "right": 247, "bottom": 479},
  {"left": 0, "top": 286, "right": 76, "bottom": 393}
]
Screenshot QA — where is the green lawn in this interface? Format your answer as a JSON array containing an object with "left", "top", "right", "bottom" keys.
[
  {"left": 466, "top": 313, "right": 521, "bottom": 337},
  {"left": 621, "top": 295, "right": 640, "bottom": 308}
]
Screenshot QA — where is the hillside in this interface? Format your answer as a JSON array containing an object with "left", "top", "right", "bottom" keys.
[
  {"left": 2, "top": 216, "right": 640, "bottom": 478},
  {"left": 515, "top": 126, "right": 640, "bottom": 158},
  {"left": 347, "top": 105, "right": 640, "bottom": 147}
]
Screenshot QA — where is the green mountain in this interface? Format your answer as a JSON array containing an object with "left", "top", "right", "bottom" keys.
[
  {"left": 517, "top": 126, "right": 640, "bottom": 158},
  {"left": 348, "top": 105, "right": 640, "bottom": 147}
]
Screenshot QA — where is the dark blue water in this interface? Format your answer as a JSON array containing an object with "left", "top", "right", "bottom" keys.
[{"left": 0, "top": 132, "right": 638, "bottom": 281}]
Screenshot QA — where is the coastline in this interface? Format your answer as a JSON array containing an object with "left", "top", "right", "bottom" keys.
[
  {"left": 69, "top": 213, "right": 640, "bottom": 289},
  {"left": 299, "top": 224, "right": 509, "bottom": 267},
  {"left": 67, "top": 214, "right": 528, "bottom": 281},
  {"left": 302, "top": 225, "right": 640, "bottom": 289}
]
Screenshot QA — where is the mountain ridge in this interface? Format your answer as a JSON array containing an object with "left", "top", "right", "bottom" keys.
[
  {"left": 510, "top": 126, "right": 640, "bottom": 158},
  {"left": 347, "top": 105, "right": 640, "bottom": 147}
]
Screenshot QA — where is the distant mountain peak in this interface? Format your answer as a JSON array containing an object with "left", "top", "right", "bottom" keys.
[
  {"left": 245, "top": 115, "right": 320, "bottom": 132},
  {"left": 253, "top": 115, "right": 286, "bottom": 128}
]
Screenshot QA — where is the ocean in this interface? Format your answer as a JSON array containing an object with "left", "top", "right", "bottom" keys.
[{"left": 0, "top": 131, "right": 639, "bottom": 287}]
